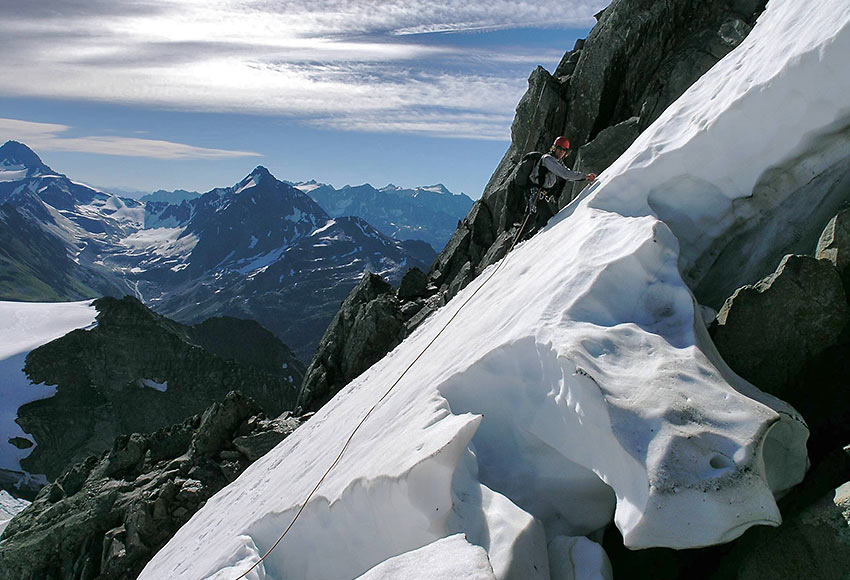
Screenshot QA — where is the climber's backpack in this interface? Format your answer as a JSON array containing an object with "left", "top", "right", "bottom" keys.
[{"left": 513, "top": 151, "right": 549, "bottom": 190}]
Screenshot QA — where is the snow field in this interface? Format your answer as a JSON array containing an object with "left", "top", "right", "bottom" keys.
[
  {"left": 140, "top": 0, "right": 850, "bottom": 578},
  {"left": 0, "top": 301, "right": 98, "bottom": 473},
  {"left": 352, "top": 535, "right": 496, "bottom": 580},
  {"left": 589, "top": 0, "right": 850, "bottom": 301}
]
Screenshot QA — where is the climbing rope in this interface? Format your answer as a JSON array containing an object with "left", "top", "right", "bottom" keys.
[{"left": 233, "top": 207, "right": 535, "bottom": 580}]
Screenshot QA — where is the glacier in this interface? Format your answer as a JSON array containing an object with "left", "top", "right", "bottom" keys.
[{"left": 139, "top": 0, "right": 849, "bottom": 578}]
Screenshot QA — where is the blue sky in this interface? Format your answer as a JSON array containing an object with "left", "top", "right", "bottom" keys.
[{"left": 0, "top": 1, "right": 605, "bottom": 198}]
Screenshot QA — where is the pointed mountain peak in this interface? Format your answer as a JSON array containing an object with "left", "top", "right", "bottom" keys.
[
  {"left": 380, "top": 183, "right": 403, "bottom": 192},
  {"left": 231, "top": 166, "right": 278, "bottom": 195},
  {"left": 250, "top": 165, "right": 273, "bottom": 181},
  {"left": 0, "top": 140, "right": 52, "bottom": 174}
]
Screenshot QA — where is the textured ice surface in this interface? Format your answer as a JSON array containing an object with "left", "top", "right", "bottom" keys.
[
  {"left": 140, "top": 0, "right": 850, "bottom": 578},
  {"left": 353, "top": 535, "right": 497, "bottom": 580}
]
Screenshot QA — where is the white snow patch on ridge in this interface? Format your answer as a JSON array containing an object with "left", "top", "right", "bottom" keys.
[
  {"left": 311, "top": 219, "right": 337, "bottom": 236},
  {"left": 0, "top": 301, "right": 97, "bottom": 473},
  {"left": 0, "top": 490, "right": 30, "bottom": 535},
  {"left": 294, "top": 181, "right": 321, "bottom": 193},
  {"left": 140, "top": 0, "right": 846, "bottom": 578},
  {"left": 0, "top": 169, "right": 27, "bottom": 182},
  {"left": 235, "top": 177, "right": 257, "bottom": 195},
  {"left": 139, "top": 378, "right": 168, "bottom": 392}
]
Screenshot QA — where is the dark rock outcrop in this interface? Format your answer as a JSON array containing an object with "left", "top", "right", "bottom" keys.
[
  {"left": 710, "top": 214, "right": 850, "bottom": 466},
  {"left": 562, "top": 0, "right": 762, "bottom": 143},
  {"left": 711, "top": 254, "right": 849, "bottom": 394},
  {"left": 16, "top": 296, "right": 302, "bottom": 481},
  {"left": 397, "top": 267, "right": 429, "bottom": 300},
  {"left": 298, "top": 274, "right": 407, "bottom": 412},
  {"left": 0, "top": 391, "right": 302, "bottom": 580},
  {"left": 297, "top": 0, "right": 769, "bottom": 412},
  {"left": 563, "top": 117, "right": 641, "bottom": 206}
]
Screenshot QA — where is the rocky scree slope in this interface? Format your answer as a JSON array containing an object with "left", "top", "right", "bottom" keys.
[
  {"left": 298, "top": 0, "right": 769, "bottom": 412},
  {"left": 16, "top": 296, "right": 303, "bottom": 482},
  {"left": 0, "top": 391, "right": 305, "bottom": 580}
]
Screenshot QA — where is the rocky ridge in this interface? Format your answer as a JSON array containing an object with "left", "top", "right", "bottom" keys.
[
  {"left": 0, "top": 391, "right": 304, "bottom": 580},
  {"left": 294, "top": 0, "right": 850, "bottom": 574},
  {"left": 15, "top": 296, "right": 303, "bottom": 482},
  {"left": 298, "top": 0, "right": 770, "bottom": 412}
]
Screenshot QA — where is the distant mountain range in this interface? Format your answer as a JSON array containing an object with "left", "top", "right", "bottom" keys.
[
  {"left": 0, "top": 140, "right": 451, "bottom": 360},
  {"left": 139, "top": 189, "right": 201, "bottom": 204},
  {"left": 292, "top": 180, "right": 474, "bottom": 251}
]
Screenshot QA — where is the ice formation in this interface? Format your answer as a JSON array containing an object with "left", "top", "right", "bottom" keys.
[{"left": 140, "top": 0, "right": 850, "bottom": 578}]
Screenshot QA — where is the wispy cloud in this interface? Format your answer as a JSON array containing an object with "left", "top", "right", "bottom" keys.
[
  {"left": 0, "top": 118, "right": 261, "bottom": 159},
  {"left": 0, "top": 0, "right": 606, "bottom": 140}
]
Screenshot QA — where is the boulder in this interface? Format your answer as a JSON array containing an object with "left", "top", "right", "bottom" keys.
[
  {"left": 397, "top": 267, "right": 429, "bottom": 300},
  {"left": 232, "top": 413, "right": 300, "bottom": 461},
  {"left": 711, "top": 254, "right": 848, "bottom": 394}
]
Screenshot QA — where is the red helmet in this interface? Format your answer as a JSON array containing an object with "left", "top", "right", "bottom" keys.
[{"left": 553, "top": 136, "right": 571, "bottom": 149}]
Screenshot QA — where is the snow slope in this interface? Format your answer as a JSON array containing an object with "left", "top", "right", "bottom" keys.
[
  {"left": 0, "top": 301, "right": 97, "bottom": 476},
  {"left": 140, "top": 0, "right": 848, "bottom": 578}
]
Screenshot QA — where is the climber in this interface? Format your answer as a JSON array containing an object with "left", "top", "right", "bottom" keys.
[{"left": 528, "top": 136, "right": 597, "bottom": 214}]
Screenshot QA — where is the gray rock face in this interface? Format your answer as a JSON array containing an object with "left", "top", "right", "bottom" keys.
[
  {"left": 16, "top": 296, "right": 302, "bottom": 482},
  {"left": 0, "top": 391, "right": 302, "bottom": 580},
  {"left": 711, "top": 254, "right": 848, "bottom": 394},
  {"left": 297, "top": 0, "right": 769, "bottom": 414},
  {"left": 817, "top": 208, "right": 850, "bottom": 295},
  {"left": 564, "top": 0, "right": 762, "bottom": 143},
  {"left": 298, "top": 273, "right": 406, "bottom": 412},
  {"left": 397, "top": 267, "right": 429, "bottom": 300},
  {"left": 563, "top": 117, "right": 641, "bottom": 206}
]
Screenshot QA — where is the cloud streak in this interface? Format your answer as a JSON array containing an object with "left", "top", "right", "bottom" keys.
[
  {"left": 0, "top": 0, "right": 607, "bottom": 140},
  {"left": 0, "top": 118, "right": 261, "bottom": 159}
]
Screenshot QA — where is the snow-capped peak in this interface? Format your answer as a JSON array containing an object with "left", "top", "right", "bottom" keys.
[
  {"left": 250, "top": 165, "right": 273, "bottom": 181},
  {"left": 0, "top": 141, "right": 53, "bottom": 177},
  {"left": 231, "top": 166, "right": 276, "bottom": 195}
]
